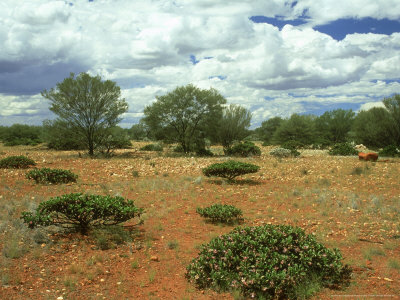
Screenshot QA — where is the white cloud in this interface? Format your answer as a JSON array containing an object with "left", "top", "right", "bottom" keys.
[{"left": 0, "top": 0, "right": 399, "bottom": 127}]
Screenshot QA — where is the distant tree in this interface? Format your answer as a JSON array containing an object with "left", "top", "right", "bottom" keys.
[
  {"left": 41, "top": 73, "right": 128, "bottom": 156},
  {"left": 42, "top": 119, "right": 86, "bottom": 150},
  {"left": 315, "top": 109, "right": 355, "bottom": 144},
  {"left": 0, "top": 124, "right": 42, "bottom": 146},
  {"left": 256, "top": 117, "right": 284, "bottom": 144},
  {"left": 219, "top": 104, "right": 252, "bottom": 152},
  {"left": 353, "top": 107, "right": 396, "bottom": 148},
  {"left": 273, "top": 114, "right": 316, "bottom": 145},
  {"left": 143, "top": 84, "right": 226, "bottom": 153},
  {"left": 127, "top": 122, "right": 150, "bottom": 141},
  {"left": 96, "top": 126, "right": 132, "bottom": 155},
  {"left": 382, "top": 94, "right": 400, "bottom": 146}
]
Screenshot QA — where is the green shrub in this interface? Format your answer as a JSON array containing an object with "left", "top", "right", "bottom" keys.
[
  {"left": 140, "top": 143, "right": 163, "bottom": 152},
  {"left": 269, "top": 147, "right": 292, "bottom": 158},
  {"left": 0, "top": 156, "right": 36, "bottom": 169},
  {"left": 379, "top": 145, "right": 400, "bottom": 157},
  {"left": 1, "top": 124, "right": 42, "bottom": 146},
  {"left": 21, "top": 193, "right": 144, "bottom": 235},
  {"left": 195, "top": 148, "right": 214, "bottom": 157},
  {"left": 328, "top": 143, "right": 358, "bottom": 156},
  {"left": 225, "top": 141, "right": 261, "bottom": 157},
  {"left": 186, "top": 224, "right": 351, "bottom": 299},
  {"left": 196, "top": 204, "right": 243, "bottom": 224},
  {"left": 202, "top": 160, "right": 260, "bottom": 181},
  {"left": 26, "top": 168, "right": 78, "bottom": 184},
  {"left": 280, "top": 142, "right": 301, "bottom": 157}
]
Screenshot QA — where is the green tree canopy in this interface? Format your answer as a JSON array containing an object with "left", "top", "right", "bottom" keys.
[
  {"left": 41, "top": 72, "right": 128, "bottom": 156},
  {"left": 143, "top": 84, "right": 226, "bottom": 153},
  {"left": 273, "top": 114, "right": 317, "bottom": 145},
  {"left": 383, "top": 94, "right": 400, "bottom": 146},
  {"left": 219, "top": 104, "right": 252, "bottom": 151},
  {"left": 353, "top": 107, "right": 396, "bottom": 148},
  {"left": 315, "top": 109, "right": 355, "bottom": 144},
  {"left": 256, "top": 116, "right": 284, "bottom": 144},
  {"left": 0, "top": 124, "right": 42, "bottom": 146}
]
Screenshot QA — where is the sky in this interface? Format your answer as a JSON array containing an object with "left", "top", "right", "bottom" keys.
[{"left": 1, "top": 0, "right": 400, "bottom": 128}]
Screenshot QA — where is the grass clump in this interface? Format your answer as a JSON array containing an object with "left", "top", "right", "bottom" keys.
[
  {"left": 269, "top": 147, "right": 292, "bottom": 158},
  {"left": 0, "top": 155, "right": 36, "bottom": 169},
  {"left": 186, "top": 224, "right": 351, "bottom": 299},
  {"left": 140, "top": 143, "right": 163, "bottom": 152},
  {"left": 225, "top": 141, "right": 261, "bottom": 157},
  {"left": 21, "top": 193, "right": 144, "bottom": 235},
  {"left": 196, "top": 204, "right": 243, "bottom": 224},
  {"left": 202, "top": 160, "right": 260, "bottom": 182},
  {"left": 26, "top": 168, "right": 78, "bottom": 184},
  {"left": 379, "top": 145, "right": 400, "bottom": 157},
  {"left": 328, "top": 143, "right": 358, "bottom": 156},
  {"left": 90, "top": 225, "right": 133, "bottom": 250}
]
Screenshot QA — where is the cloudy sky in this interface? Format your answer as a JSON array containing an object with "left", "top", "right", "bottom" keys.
[{"left": 1, "top": 0, "right": 400, "bottom": 128}]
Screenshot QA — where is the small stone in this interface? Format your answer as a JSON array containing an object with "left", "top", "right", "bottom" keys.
[
  {"left": 57, "top": 297, "right": 63, "bottom": 300},
  {"left": 150, "top": 256, "right": 159, "bottom": 262}
]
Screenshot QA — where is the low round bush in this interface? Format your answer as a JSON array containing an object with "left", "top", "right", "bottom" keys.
[
  {"left": 196, "top": 204, "right": 243, "bottom": 224},
  {"left": 26, "top": 168, "right": 78, "bottom": 184},
  {"left": 0, "top": 155, "right": 36, "bottom": 169},
  {"left": 225, "top": 141, "right": 261, "bottom": 157},
  {"left": 270, "top": 147, "right": 292, "bottom": 158},
  {"left": 21, "top": 193, "right": 144, "bottom": 234},
  {"left": 328, "top": 143, "right": 358, "bottom": 156},
  {"left": 140, "top": 143, "right": 163, "bottom": 152},
  {"left": 186, "top": 224, "right": 351, "bottom": 299},
  {"left": 379, "top": 145, "right": 400, "bottom": 157},
  {"left": 202, "top": 160, "right": 260, "bottom": 181}
]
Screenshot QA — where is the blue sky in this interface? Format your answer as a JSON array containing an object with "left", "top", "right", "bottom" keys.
[{"left": 0, "top": 0, "right": 399, "bottom": 128}]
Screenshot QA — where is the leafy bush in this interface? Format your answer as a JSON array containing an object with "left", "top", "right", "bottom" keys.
[
  {"left": 379, "top": 145, "right": 400, "bottom": 157},
  {"left": 196, "top": 204, "right": 243, "bottom": 224},
  {"left": 195, "top": 148, "right": 214, "bottom": 157},
  {"left": 21, "top": 193, "right": 144, "bottom": 234},
  {"left": 26, "top": 168, "right": 78, "bottom": 184},
  {"left": 186, "top": 224, "right": 351, "bottom": 299},
  {"left": 140, "top": 143, "right": 163, "bottom": 152},
  {"left": 0, "top": 156, "right": 36, "bottom": 169},
  {"left": 202, "top": 160, "right": 260, "bottom": 181},
  {"left": 280, "top": 142, "right": 301, "bottom": 157},
  {"left": 225, "top": 141, "right": 261, "bottom": 157},
  {"left": 1, "top": 124, "right": 42, "bottom": 146},
  {"left": 328, "top": 143, "right": 358, "bottom": 156},
  {"left": 269, "top": 147, "right": 292, "bottom": 158}
]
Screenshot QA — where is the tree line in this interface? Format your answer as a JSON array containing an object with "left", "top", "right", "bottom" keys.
[{"left": 1, "top": 73, "right": 399, "bottom": 155}]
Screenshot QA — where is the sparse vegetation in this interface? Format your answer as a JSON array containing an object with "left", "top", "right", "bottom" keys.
[
  {"left": 328, "top": 143, "right": 358, "bottom": 156},
  {"left": 140, "top": 143, "right": 163, "bottom": 152},
  {"left": 196, "top": 204, "right": 243, "bottom": 224},
  {"left": 202, "top": 160, "right": 260, "bottom": 181},
  {"left": 225, "top": 141, "right": 261, "bottom": 157}
]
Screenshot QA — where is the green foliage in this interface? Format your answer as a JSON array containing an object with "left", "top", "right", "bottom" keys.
[
  {"left": 26, "top": 168, "right": 78, "bottom": 184},
  {"left": 219, "top": 104, "right": 252, "bottom": 150},
  {"left": 269, "top": 148, "right": 292, "bottom": 158},
  {"left": 256, "top": 117, "right": 283, "bottom": 144},
  {"left": 315, "top": 109, "right": 355, "bottom": 144},
  {"left": 0, "top": 155, "right": 36, "bottom": 169},
  {"left": 202, "top": 160, "right": 260, "bottom": 181},
  {"left": 21, "top": 193, "right": 143, "bottom": 234},
  {"left": 273, "top": 114, "right": 317, "bottom": 146},
  {"left": 186, "top": 224, "right": 351, "bottom": 299},
  {"left": 42, "top": 119, "right": 86, "bottom": 150},
  {"left": 195, "top": 148, "right": 214, "bottom": 157},
  {"left": 379, "top": 145, "right": 400, "bottom": 157},
  {"left": 353, "top": 107, "right": 396, "bottom": 148},
  {"left": 97, "top": 126, "right": 132, "bottom": 155},
  {"left": 140, "top": 143, "right": 163, "bottom": 152},
  {"left": 0, "top": 124, "right": 42, "bottom": 146},
  {"left": 281, "top": 141, "right": 302, "bottom": 157},
  {"left": 196, "top": 204, "right": 243, "bottom": 224},
  {"left": 382, "top": 94, "right": 400, "bottom": 146},
  {"left": 143, "top": 84, "right": 226, "bottom": 153},
  {"left": 225, "top": 141, "right": 261, "bottom": 157},
  {"left": 41, "top": 72, "right": 128, "bottom": 156},
  {"left": 328, "top": 143, "right": 358, "bottom": 156},
  {"left": 127, "top": 122, "right": 151, "bottom": 140}
]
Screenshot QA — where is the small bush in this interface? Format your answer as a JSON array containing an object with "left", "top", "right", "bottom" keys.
[
  {"left": 225, "top": 141, "right": 261, "bottom": 157},
  {"left": 270, "top": 147, "right": 292, "bottom": 158},
  {"left": 196, "top": 204, "right": 243, "bottom": 224},
  {"left": 202, "top": 160, "right": 260, "bottom": 181},
  {"left": 379, "top": 145, "right": 400, "bottom": 157},
  {"left": 140, "top": 143, "right": 163, "bottom": 152},
  {"left": 282, "top": 140, "right": 304, "bottom": 150},
  {"left": 0, "top": 156, "right": 36, "bottom": 169},
  {"left": 186, "top": 224, "right": 351, "bottom": 299},
  {"left": 328, "top": 143, "right": 358, "bottom": 156},
  {"left": 26, "top": 168, "right": 78, "bottom": 184},
  {"left": 196, "top": 148, "right": 214, "bottom": 157},
  {"left": 21, "top": 193, "right": 144, "bottom": 235}
]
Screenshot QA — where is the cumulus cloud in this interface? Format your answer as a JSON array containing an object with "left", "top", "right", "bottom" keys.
[{"left": 0, "top": 0, "right": 399, "bottom": 127}]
